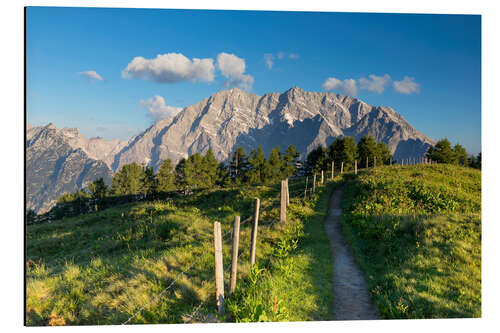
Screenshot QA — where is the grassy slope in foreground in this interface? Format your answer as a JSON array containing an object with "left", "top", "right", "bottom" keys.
[
  {"left": 340, "top": 164, "right": 481, "bottom": 318},
  {"left": 26, "top": 178, "right": 336, "bottom": 325}
]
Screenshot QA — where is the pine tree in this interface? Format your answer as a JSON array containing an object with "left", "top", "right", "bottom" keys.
[
  {"left": 330, "top": 136, "right": 357, "bottom": 171},
  {"left": 87, "top": 178, "right": 107, "bottom": 200},
  {"left": 110, "top": 162, "right": 144, "bottom": 195},
  {"left": 184, "top": 153, "right": 204, "bottom": 189},
  {"left": 216, "top": 162, "right": 231, "bottom": 186},
  {"left": 305, "top": 146, "right": 326, "bottom": 175},
  {"left": 248, "top": 145, "right": 267, "bottom": 184},
  {"left": 175, "top": 158, "right": 188, "bottom": 193},
  {"left": 377, "top": 142, "right": 392, "bottom": 165},
  {"left": 453, "top": 144, "right": 468, "bottom": 166},
  {"left": 157, "top": 158, "right": 176, "bottom": 192},
  {"left": 268, "top": 146, "right": 283, "bottom": 182},
  {"left": 357, "top": 135, "right": 378, "bottom": 168},
  {"left": 229, "top": 147, "right": 249, "bottom": 184},
  {"left": 426, "top": 138, "right": 456, "bottom": 164},
  {"left": 282, "top": 145, "right": 299, "bottom": 178},
  {"left": 202, "top": 149, "right": 219, "bottom": 187},
  {"left": 141, "top": 165, "right": 158, "bottom": 198}
]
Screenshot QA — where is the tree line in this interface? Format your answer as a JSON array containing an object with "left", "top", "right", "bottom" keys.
[
  {"left": 425, "top": 138, "right": 481, "bottom": 169},
  {"left": 27, "top": 135, "right": 480, "bottom": 223}
]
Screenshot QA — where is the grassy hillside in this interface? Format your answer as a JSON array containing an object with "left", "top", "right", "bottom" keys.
[
  {"left": 340, "top": 164, "right": 481, "bottom": 318},
  {"left": 26, "top": 177, "right": 338, "bottom": 325}
]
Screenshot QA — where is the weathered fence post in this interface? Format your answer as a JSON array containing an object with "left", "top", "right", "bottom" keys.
[
  {"left": 229, "top": 216, "right": 240, "bottom": 294},
  {"left": 355, "top": 159, "right": 357, "bottom": 175},
  {"left": 280, "top": 180, "right": 287, "bottom": 223},
  {"left": 304, "top": 176, "right": 308, "bottom": 200},
  {"left": 321, "top": 170, "right": 324, "bottom": 185},
  {"left": 285, "top": 178, "right": 290, "bottom": 207},
  {"left": 213, "top": 221, "right": 224, "bottom": 316},
  {"left": 366, "top": 156, "right": 369, "bottom": 168},
  {"left": 313, "top": 173, "right": 317, "bottom": 194},
  {"left": 374, "top": 156, "right": 376, "bottom": 168},
  {"left": 250, "top": 198, "right": 260, "bottom": 266},
  {"left": 331, "top": 161, "right": 334, "bottom": 180},
  {"left": 341, "top": 161, "right": 344, "bottom": 174}
]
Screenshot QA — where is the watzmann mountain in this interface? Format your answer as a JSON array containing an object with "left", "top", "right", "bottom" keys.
[
  {"left": 27, "top": 87, "right": 435, "bottom": 212},
  {"left": 111, "top": 87, "right": 435, "bottom": 171}
]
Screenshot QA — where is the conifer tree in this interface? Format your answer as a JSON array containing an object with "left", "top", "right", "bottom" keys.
[
  {"left": 229, "top": 147, "right": 249, "bottom": 184},
  {"left": 110, "top": 162, "right": 144, "bottom": 195},
  {"left": 282, "top": 145, "right": 299, "bottom": 178},
  {"left": 157, "top": 158, "right": 176, "bottom": 192},
  {"left": 268, "top": 146, "right": 283, "bottom": 182},
  {"left": 202, "top": 148, "right": 219, "bottom": 187},
  {"left": 453, "top": 144, "right": 468, "bottom": 166},
  {"left": 248, "top": 145, "right": 267, "bottom": 184},
  {"left": 140, "top": 165, "right": 158, "bottom": 198},
  {"left": 87, "top": 178, "right": 107, "bottom": 200}
]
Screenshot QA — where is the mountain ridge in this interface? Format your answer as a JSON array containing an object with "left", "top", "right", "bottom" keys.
[
  {"left": 110, "top": 86, "right": 435, "bottom": 172},
  {"left": 27, "top": 87, "right": 435, "bottom": 212}
]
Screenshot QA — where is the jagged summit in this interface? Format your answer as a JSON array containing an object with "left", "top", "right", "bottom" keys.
[
  {"left": 27, "top": 87, "right": 435, "bottom": 212},
  {"left": 109, "top": 87, "right": 435, "bottom": 172}
]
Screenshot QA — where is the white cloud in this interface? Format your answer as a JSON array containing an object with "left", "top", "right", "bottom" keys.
[
  {"left": 263, "top": 52, "right": 299, "bottom": 70},
  {"left": 78, "top": 70, "right": 103, "bottom": 82},
  {"left": 139, "top": 95, "right": 183, "bottom": 122},
  {"left": 264, "top": 53, "right": 274, "bottom": 69},
  {"left": 359, "top": 74, "right": 391, "bottom": 93},
  {"left": 216, "top": 52, "right": 254, "bottom": 91},
  {"left": 322, "top": 77, "right": 358, "bottom": 96},
  {"left": 122, "top": 53, "right": 215, "bottom": 83},
  {"left": 393, "top": 76, "right": 420, "bottom": 94}
]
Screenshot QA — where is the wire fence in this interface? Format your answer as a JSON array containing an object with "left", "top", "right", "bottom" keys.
[
  {"left": 118, "top": 175, "right": 317, "bottom": 325},
  {"left": 30, "top": 158, "right": 437, "bottom": 325}
]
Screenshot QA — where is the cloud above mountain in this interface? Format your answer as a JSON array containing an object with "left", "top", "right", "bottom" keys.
[
  {"left": 359, "top": 74, "right": 391, "bottom": 93},
  {"left": 322, "top": 77, "right": 358, "bottom": 96},
  {"left": 216, "top": 52, "right": 254, "bottom": 91},
  {"left": 140, "top": 95, "right": 183, "bottom": 121},
  {"left": 323, "top": 74, "right": 419, "bottom": 96},
  {"left": 393, "top": 76, "right": 420, "bottom": 94},
  {"left": 264, "top": 53, "right": 274, "bottom": 69},
  {"left": 122, "top": 53, "right": 215, "bottom": 83},
  {"left": 78, "top": 70, "right": 103, "bottom": 83},
  {"left": 263, "top": 52, "right": 299, "bottom": 69}
]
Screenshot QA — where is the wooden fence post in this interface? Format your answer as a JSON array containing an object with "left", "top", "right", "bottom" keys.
[
  {"left": 374, "top": 156, "right": 376, "bottom": 168},
  {"left": 304, "top": 176, "right": 308, "bottom": 200},
  {"left": 285, "top": 178, "right": 290, "bottom": 207},
  {"left": 229, "top": 216, "right": 240, "bottom": 294},
  {"left": 280, "top": 180, "right": 287, "bottom": 223},
  {"left": 321, "top": 170, "right": 324, "bottom": 184},
  {"left": 250, "top": 198, "right": 260, "bottom": 266},
  {"left": 366, "top": 156, "right": 369, "bottom": 168},
  {"left": 213, "top": 221, "right": 224, "bottom": 316},
  {"left": 331, "top": 161, "right": 334, "bottom": 180},
  {"left": 341, "top": 161, "right": 344, "bottom": 174},
  {"left": 355, "top": 159, "right": 357, "bottom": 175},
  {"left": 313, "top": 173, "right": 316, "bottom": 194}
]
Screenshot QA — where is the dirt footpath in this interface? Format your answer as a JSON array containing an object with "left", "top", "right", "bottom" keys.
[{"left": 324, "top": 186, "right": 381, "bottom": 320}]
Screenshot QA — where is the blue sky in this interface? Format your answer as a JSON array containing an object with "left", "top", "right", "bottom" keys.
[{"left": 26, "top": 7, "right": 481, "bottom": 154}]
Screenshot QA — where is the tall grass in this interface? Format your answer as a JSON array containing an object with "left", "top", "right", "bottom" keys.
[
  {"left": 340, "top": 164, "right": 481, "bottom": 318},
  {"left": 26, "top": 178, "right": 336, "bottom": 325}
]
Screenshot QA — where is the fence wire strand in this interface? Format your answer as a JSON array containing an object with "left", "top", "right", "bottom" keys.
[{"left": 120, "top": 175, "right": 322, "bottom": 324}]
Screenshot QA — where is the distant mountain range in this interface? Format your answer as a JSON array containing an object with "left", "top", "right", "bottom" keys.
[{"left": 26, "top": 87, "right": 435, "bottom": 213}]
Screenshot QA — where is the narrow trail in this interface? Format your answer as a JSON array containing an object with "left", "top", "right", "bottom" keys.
[{"left": 324, "top": 185, "right": 380, "bottom": 320}]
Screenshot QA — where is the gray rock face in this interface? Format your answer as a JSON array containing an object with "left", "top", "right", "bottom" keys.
[
  {"left": 26, "top": 123, "right": 113, "bottom": 213},
  {"left": 26, "top": 87, "right": 435, "bottom": 213},
  {"left": 112, "top": 87, "right": 435, "bottom": 171}
]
